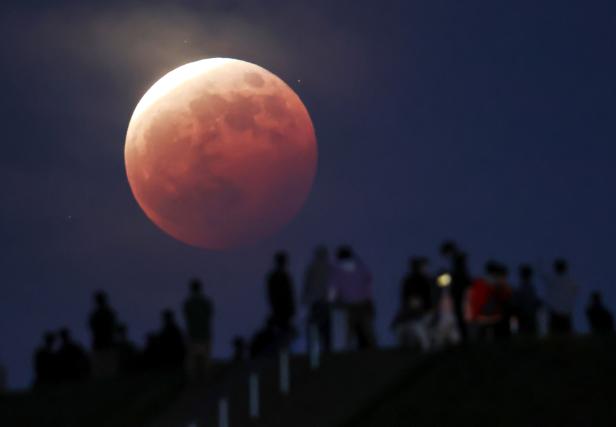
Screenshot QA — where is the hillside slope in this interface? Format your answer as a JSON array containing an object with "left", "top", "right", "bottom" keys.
[
  {"left": 2, "top": 339, "right": 615, "bottom": 427},
  {"left": 343, "top": 338, "right": 616, "bottom": 427}
]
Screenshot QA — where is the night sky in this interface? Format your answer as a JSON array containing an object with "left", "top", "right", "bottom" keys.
[{"left": 2, "top": 0, "right": 616, "bottom": 389}]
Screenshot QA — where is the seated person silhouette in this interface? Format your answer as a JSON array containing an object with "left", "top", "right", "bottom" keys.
[
  {"left": 158, "top": 310, "right": 186, "bottom": 369},
  {"left": 34, "top": 331, "right": 58, "bottom": 386},
  {"left": 57, "top": 328, "right": 90, "bottom": 382}
]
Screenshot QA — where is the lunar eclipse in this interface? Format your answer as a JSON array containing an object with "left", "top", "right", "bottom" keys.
[{"left": 125, "top": 58, "right": 317, "bottom": 249}]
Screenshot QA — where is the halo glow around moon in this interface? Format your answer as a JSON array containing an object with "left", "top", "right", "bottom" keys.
[{"left": 125, "top": 58, "right": 317, "bottom": 249}]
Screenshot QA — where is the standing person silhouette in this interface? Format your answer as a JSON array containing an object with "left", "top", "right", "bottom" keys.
[
  {"left": 513, "top": 265, "right": 541, "bottom": 336},
  {"left": 329, "top": 246, "right": 376, "bottom": 349},
  {"left": 543, "top": 259, "right": 578, "bottom": 335},
  {"left": 492, "top": 263, "right": 513, "bottom": 339},
  {"left": 267, "top": 251, "right": 296, "bottom": 336},
  {"left": 89, "top": 291, "right": 119, "bottom": 378},
  {"left": 183, "top": 279, "right": 214, "bottom": 380},
  {"left": 440, "top": 241, "right": 471, "bottom": 342},
  {"left": 302, "top": 246, "right": 332, "bottom": 352},
  {"left": 391, "top": 257, "right": 434, "bottom": 350},
  {"left": 586, "top": 292, "right": 614, "bottom": 335}
]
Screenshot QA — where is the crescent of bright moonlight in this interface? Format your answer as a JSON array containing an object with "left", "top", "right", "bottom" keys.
[{"left": 124, "top": 58, "right": 318, "bottom": 249}]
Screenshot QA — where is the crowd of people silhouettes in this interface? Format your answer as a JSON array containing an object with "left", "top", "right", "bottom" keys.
[
  {"left": 33, "top": 281, "right": 214, "bottom": 386},
  {"left": 31, "top": 240, "right": 614, "bottom": 387}
]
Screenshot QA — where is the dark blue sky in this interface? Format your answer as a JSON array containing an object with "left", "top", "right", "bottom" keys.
[{"left": 1, "top": 0, "right": 615, "bottom": 388}]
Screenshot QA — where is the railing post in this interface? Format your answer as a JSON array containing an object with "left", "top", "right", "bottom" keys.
[
  {"left": 279, "top": 349, "right": 290, "bottom": 395},
  {"left": 249, "top": 372, "right": 260, "bottom": 419},
  {"left": 218, "top": 397, "right": 229, "bottom": 427},
  {"left": 309, "top": 324, "right": 320, "bottom": 370}
]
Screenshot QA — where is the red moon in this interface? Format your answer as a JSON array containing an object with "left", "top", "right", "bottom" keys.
[{"left": 124, "top": 58, "right": 317, "bottom": 249}]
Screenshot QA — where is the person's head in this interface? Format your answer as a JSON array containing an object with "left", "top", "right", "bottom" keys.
[
  {"left": 410, "top": 257, "right": 429, "bottom": 275},
  {"left": 94, "top": 291, "right": 108, "bottom": 307},
  {"left": 43, "top": 332, "right": 55, "bottom": 348},
  {"left": 484, "top": 260, "right": 500, "bottom": 283},
  {"left": 554, "top": 259, "right": 568, "bottom": 276},
  {"left": 337, "top": 245, "right": 354, "bottom": 261},
  {"left": 591, "top": 291, "right": 603, "bottom": 305},
  {"left": 190, "top": 278, "right": 202, "bottom": 295},
  {"left": 59, "top": 328, "right": 71, "bottom": 343},
  {"left": 440, "top": 240, "right": 458, "bottom": 258},
  {"left": 274, "top": 251, "right": 288, "bottom": 269},
  {"left": 162, "top": 309, "right": 175, "bottom": 325},
  {"left": 519, "top": 264, "right": 533, "bottom": 282},
  {"left": 493, "top": 263, "right": 509, "bottom": 284}
]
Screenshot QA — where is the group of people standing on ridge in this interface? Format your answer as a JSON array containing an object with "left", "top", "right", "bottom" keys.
[
  {"left": 31, "top": 240, "right": 614, "bottom": 387},
  {"left": 255, "top": 240, "right": 614, "bottom": 356},
  {"left": 391, "top": 241, "right": 614, "bottom": 351},
  {"left": 250, "top": 245, "right": 377, "bottom": 358},
  {"left": 33, "top": 280, "right": 213, "bottom": 386}
]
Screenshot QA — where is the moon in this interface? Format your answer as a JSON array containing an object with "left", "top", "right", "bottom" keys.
[{"left": 124, "top": 58, "right": 317, "bottom": 249}]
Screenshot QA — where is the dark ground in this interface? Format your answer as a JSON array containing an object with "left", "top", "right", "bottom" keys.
[
  {"left": 346, "top": 338, "right": 616, "bottom": 427},
  {"left": 1, "top": 338, "right": 615, "bottom": 427}
]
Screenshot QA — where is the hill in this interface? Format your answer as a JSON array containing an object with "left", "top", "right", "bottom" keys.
[
  {"left": 344, "top": 338, "right": 616, "bottom": 427},
  {"left": 2, "top": 338, "right": 615, "bottom": 426}
]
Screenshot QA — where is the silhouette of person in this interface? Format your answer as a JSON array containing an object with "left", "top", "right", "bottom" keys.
[
  {"left": 329, "top": 246, "right": 376, "bottom": 349},
  {"left": 267, "top": 251, "right": 296, "bottom": 334},
  {"left": 513, "top": 265, "right": 541, "bottom": 336},
  {"left": 402, "top": 257, "right": 434, "bottom": 313},
  {"left": 34, "top": 332, "right": 58, "bottom": 386},
  {"left": 391, "top": 257, "right": 434, "bottom": 350},
  {"left": 440, "top": 241, "right": 471, "bottom": 341},
  {"left": 249, "top": 317, "right": 286, "bottom": 359},
  {"left": 183, "top": 279, "right": 214, "bottom": 379},
  {"left": 492, "top": 263, "right": 513, "bottom": 339},
  {"left": 56, "top": 328, "right": 90, "bottom": 382},
  {"left": 158, "top": 309, "right": 186, "bottom": 369},
  {"left": 468, "top": 261, "right": 508, "bottom": 340},
  {"left": 586, "top": 292, "right": 614, "bottom": 335},
  {"left": 302, "top": 246, "right": 332, "bottom": 352},
  {"left": 116, "top": 324, "right": 137, "bottom": 375},
  {"left": 89, "top": 291, "right": 118, "bottom": 351},
  {"left": 543, "top": 259, "right": 578, "bottom": 335},
  {"left": 89, "top": 291, "right": 119, "bottom": 378}
]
